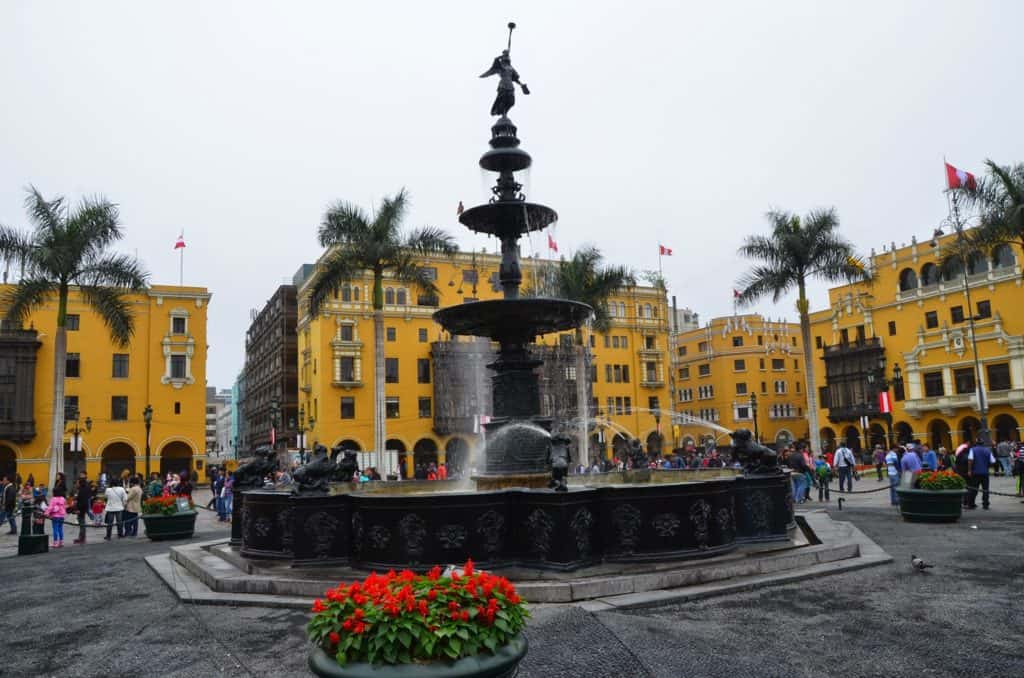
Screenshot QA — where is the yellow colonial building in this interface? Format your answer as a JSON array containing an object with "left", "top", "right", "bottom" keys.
[
  {"left": 295, "top": 251, "right": 672, "bottom": 477},
  {"left": 0, "top": 284, "right": 210, "bottom": 483},
  {"left": 671, "top": 314, "right": 808, "bottom": 450},
  {"left": 809, "top": 232, "right": 1024, "bottom": 453}
]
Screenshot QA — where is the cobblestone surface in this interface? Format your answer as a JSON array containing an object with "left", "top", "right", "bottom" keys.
[{"left": 3, "top": 486, "right": 1022, "bottom": 677}]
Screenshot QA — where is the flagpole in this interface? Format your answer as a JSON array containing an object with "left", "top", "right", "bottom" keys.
[{"left": 179, "top": 246, "right": 183, "bottom": 286}]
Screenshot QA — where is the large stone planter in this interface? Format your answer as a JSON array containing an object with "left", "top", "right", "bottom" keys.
[
  {"left": 896, "top": 488, "right": 965, "bottom": 523},
  {"left": 142, "top": 511, "right": 198, "bottom": 540},
  {"left": 308, "top": 634, "right": 528, "bottom": 678}
]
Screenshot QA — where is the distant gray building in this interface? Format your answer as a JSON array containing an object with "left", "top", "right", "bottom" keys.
[{"left": 205, "top": 386, "right": 231, "bottom": 454}]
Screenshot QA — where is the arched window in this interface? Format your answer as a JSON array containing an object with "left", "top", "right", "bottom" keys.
[
  {"left": 341, "top": 284, "right": 352, "bottom": 302},
  {"left": 385, "top": 287, "right": 395, "bottom": 305},
  {"left": 967, "top": 251, "right": 987, "bottom": 275},
  {"left": 396, "top": 289, "right": 407, "bottom": 305},
  {"left": 919, "top": 262, "right": 939, "bottom": 286},
  {"left": 942, "top": 257, "right": 963, "bottom": 281},
  {"left": 619, "top": 302, "right": 626, "bottom": 317},
  {"left": 992, "top": 244, "right": 1016, "bottom": 269},
  {"left": 644, "top": 304, "right": 652, "bottom": 319},
  {"left": 353, "top": 285, "right": 360, "bottom": 301},
  {"left": 898, "top": 268, "right": 918, "bottom": 291}
]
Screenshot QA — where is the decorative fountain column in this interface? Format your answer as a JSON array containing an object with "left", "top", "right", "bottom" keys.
[{"left": 433, "top": 28, "right": 592, "bottom": 477}]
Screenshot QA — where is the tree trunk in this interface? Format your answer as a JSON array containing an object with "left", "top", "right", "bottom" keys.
[
  {"left": 49, "top": 288, "right": 69, "bottom": 488},
  {"left": 797, "top": 283, "right": 822, "bottom": 455},
  {"left": 373, "top": 271, "right": 386, "bottom": 473},
  {"left": 575, "top": 326, "right": 588, "bottom": 468}
]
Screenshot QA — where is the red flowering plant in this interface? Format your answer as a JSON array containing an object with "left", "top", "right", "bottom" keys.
[
  {"left": 307, "top": 560, "right": 528, "bottom": 666},
  {"left": 915, "top": 469, "right": 967, "bottom": 491},
  {"left": 142, "top": 495, "right": 195, "bottom": 516}
]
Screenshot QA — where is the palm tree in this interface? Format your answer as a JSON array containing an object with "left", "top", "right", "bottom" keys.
[
  {"left": 0, "top": 187, "right": 149, "bottom": 486},
  {"left": 548, "top": 246, "right": 633, "bottom": 466},
  {"left": 954, "top": 160, "right": 1024, "bottom": 254},
  {"left": 735, "top": 209, "right": 869, "bottom": 455},
  {"left": 308, "top": 189, "right": 456, "bottom": 462}
]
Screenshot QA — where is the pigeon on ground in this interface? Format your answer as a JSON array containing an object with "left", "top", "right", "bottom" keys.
[{"left": 911, "top": 555, "right": 934, "bottom": 572}]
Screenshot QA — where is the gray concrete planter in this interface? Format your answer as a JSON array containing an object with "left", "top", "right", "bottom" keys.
[
  {"left": 142, "top": 511, "right": 197, "bottom": 540},
  {"left": 896, "top": 488, "right": 965, "bottom": 523},
  {"left": 308, "top": 634, "right": 528, "bottom": 678}
]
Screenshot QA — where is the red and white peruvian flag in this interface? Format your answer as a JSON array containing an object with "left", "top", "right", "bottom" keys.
[
  {"left": 547, "top": 234, "right": 558, "bottom": 252},
  {"left": 174, "top": 232, "right": 186, "bottom": 250},
  {"left": 945, "top": 162, "right": 977, "bottom": 190},
  {"left": 659, "top": 244, "right": 673, "bottom": 256},
  {"left": 878, "top": 391, "right": 893, "bottom": 414}
]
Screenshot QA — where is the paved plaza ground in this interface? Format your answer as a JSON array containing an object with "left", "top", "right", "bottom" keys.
[{"left": 1, "top": 479, "right": 1022, "bottom": 677}]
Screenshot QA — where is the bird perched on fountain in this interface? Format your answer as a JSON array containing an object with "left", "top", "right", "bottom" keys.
[{"left": 911, "top": 554, "right": 934, "bottom": 572}]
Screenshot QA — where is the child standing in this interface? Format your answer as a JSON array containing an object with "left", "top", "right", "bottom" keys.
[
  {"left": 91, "top": 495, "right": 105, "bottom": 527},
  {"left": 45, "top": 487, "right": 67, "bottom": 547},
  {"left": 814, "top": 454, "right": 832, "bottom": 502}
]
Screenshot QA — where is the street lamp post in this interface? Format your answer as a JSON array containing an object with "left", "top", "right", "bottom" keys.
[
  {"left": 865, "top": 356, "right": 894, "bottom": 449},
  {"left": 66, "top": 408, "right": 92, "bottom": 477},
  {"left": 143, "top": 404, "right": 153, "bottom": 479},
  {"left": 749, "top": 393, "right": 759, "bottom": 442}
]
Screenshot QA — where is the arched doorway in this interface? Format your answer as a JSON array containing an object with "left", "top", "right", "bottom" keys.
[
  {"left": 159, "top": 441, "right": 193, "bottom": 478},
  {"left": 645, "top": 431, "right": 664, "bottom": 458},
  {"left": 959, "top": 416, "right": 981, "bottom": 445},
  {"left": 63, "top": 442, "right": 86, "bottom": 482},
  {"left": 775, "top": 430, "right": 794, "bottom": 449},
  {"left": 612, "top": 433, "right": 630, "bottom": 462},
  {"left": 894, "top": 422, "right": 913, "bottom": 445},
  {"left": 413, "top": 438, "right": 438, "bottom": 475},
  {"left": 386, "top": 439, "right": 408, "bottom": 478},
  {"left": 588, "top": 433, "right": 604, "bottom": 464},
  {"left": 102, "top": 442, "right": 136, "bottom": 480},
  {"left": 331, "top": 439, "right": 362, "bottom": 459},
  {"left": 993, "top": 413, "right": 1019, "bottom": 442},
  {"left": 868, "top": 423, "right": 887, "bottom": 449},
  {"left": 928, "top": 420, "right": 951, "bottom": 451},
  {"left": 0, "top": 445, "right": 16, "bottom": 483},
  {"left": 819, "top": 427, "right": 836, "bottom": 453},
  {"left": 444, "top": 438, "right": 469, "bottom": 478},
  {"left": 842, "top": 426, "right": 861, "bottom": 454}
]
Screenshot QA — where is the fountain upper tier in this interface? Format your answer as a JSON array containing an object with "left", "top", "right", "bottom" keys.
[{"left": 459, "top": 202, "right": 557, "bottom": 240}]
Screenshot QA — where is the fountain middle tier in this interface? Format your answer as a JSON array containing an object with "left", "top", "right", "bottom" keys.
[
  {"left": 433, "top": 298, "right": 592, "bottom": 342},
  {"left": 459, "top": 201, "right": 558, "bottom": 239}
]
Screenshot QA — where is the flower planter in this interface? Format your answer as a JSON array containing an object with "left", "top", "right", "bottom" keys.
[
  {"left": 141, "top": 511, "right": 198, "bottom": 540},
  {"left": 896, "top": 488, "right": 965, "bottom": 523},
  {"left": 308, "top": 634, "right": 528, "bottom": 678}
]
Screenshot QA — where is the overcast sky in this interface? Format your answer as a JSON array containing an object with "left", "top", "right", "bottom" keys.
[{"left": 2, "top": 1, "right": 1022, "bottom": 390}]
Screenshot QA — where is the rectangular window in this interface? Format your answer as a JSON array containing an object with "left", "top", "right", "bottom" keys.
[
  {"left": 66, "top": 314, "right": 80, "bottom": 331},
  {"left": 171, "top": 354, "right": 186, "bottom": 379},
  {"left": 771, "top": 358, "right": 785, "bottom": 370},
  {"left": 421, "top": 267, "right": 438, "bottom": 281},
  {"left": 417, "top": 293, "right": 439, "bottom": 307},
  {"left": 925, "top": 311, "right": 938, "bottom": 329},
  {"left": 112, "top": 353, "right": 129, "bottom": 378},
  {"left": 736, "top": 382, "right": 748, "bottom": 395},
  {"left": 64, "top": 395, "right": 79, "bottom": 421},
  {"left": 622, "top": 365, "right": 630, "bottom": 383},
  {"left": 605, "top": 365, "right": 613, "bottom": 382},
  {"left": 732, "top": 336, "right": 743, "bottom": 347},
  {"left": 856, "top": 325, "right": 866, "bottom": 343},
  {"left": 111, "top": 396, "right": 128, "bottom": 421},
  {"left": 736, "top": 406, "right": 750, "bottom": 420},
  {"left": 774, "top": 380, "right": 787, "bottom": 394},
  {"left": 418, "top": 397, "right": 432, "bottom": 418},
  {"left": 759, "top": 358, "right": 765, "bottom": 370},
  {"left": 604, "top": 335, "right": 611, "bottom": 348},
  {"left": 613, "top": 365, "right": 622, "bottom": 383},
  {"left": 840, "top": 328, "right": 849, "bottom": 344},
  {"left": 66, "top": 352, "right": 81, "bottom": 378},
  {"left": 698, "top": 364, "right": 710, "bottom": 377},
  {"left": 679, "top": 367, "right": 690, "bottom": 379},
  {"left": 923, "top": 371, "right": 945, "bottom": 397},
  {"left": 987, "top": 363, "right": 1011, "bottom": 391},
  {"left": 339, "top": 357, "right": 355, "bottom": 382},
  {"left": 417, "top": 358, "right": 431, "bottom": 384},
  {"left": 606, "top": 397, "right": 614, "bottom": 415},
  {"left": 794, "top": 359, "right": 799, "bottom": 370},
  {"left": 815, "top": 336, "right": 823, "bottom": 349},
  {"left": 645, "top": 336, "right": 655, "bottom": 350},
  {"left": 418, "top": 328, "right": 428, "bottom": 343},
  {"left": 951, "top": 305, "right": 964, "bottom": 324},
  {"left": 757, "top": 335, "right": 764, "bottom": 346},
  {"left": 620, "top": 336, "right": 628, "bottom": 349},
  {"left": 340, "top": 397, "right": 355, "bottom": 419},
  {"left": 386, "top": 327, "right": 396, "bottom": 342},
  {"left": 172, "top": 316, "right": 187, "bottom": 334},
  {"left": 760, "top": 381, "right": 767, "bottom": 393},
  {"left": 615, "top": 397, "right": 623, "bottom": 415},
  {"left": 385, "top": 397, "right": 400, "bottom": 419},
  {"left": 645, "top": 362, "right": 657, "bottom": 382},
  {"left": 612, "top": 336, "right": 620, "bottom": 348},
  {"left": 888, "top": 321, "right": 897, "bottom": 336},
  {"left": 624, "top": 397, "right": 632, "bottom": 415},
  {"left": 954, "top": 367, "right": 976, "bottom": 395},
  {"left": 698, "top": 341, "right": 708, "bottom": 353},
  {"left": 340, "top": 325, "right": 354, "bottom": 341},
  {"left": 174, "top": 402, "right": 181, "bottom": 415},
  {"left": 677, "top": 346, "right": 687, "bottom": 357},
  {"left": 733, "top": 359, "right": 746, "bottom": 371},
  {"left": 977, "top": 300, "right": 991, "bottom": 319},
  {"left": 385, "top": 358, "right": 399, "bottom": 383}
]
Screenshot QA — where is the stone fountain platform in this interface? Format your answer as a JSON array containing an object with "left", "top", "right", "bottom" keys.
[{"left": 146, "top": 510, "right": 890, "bottom": 611}]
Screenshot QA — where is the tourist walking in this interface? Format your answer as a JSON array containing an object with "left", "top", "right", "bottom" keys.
[
  {"left": 834, "top": 443, "right": 856, "bottom": 493},
  {"left": 73, "top": 473, "right": 92, "bottom": 544},
  {"left": 124, "top": 477, "right": 142, "bottom": 537},
  {"left": 787, "top": 448, "right": 810, "bottom": 504},
  {"left": 1, "top": 474, "right": 17, "bottom": 534},
  {"left": 965, "top": 439, "right": 994, "bottom": 510},
  {"left": 921, "top": 443, "right": 938, "bottom": 472},
  {"left": 206, "top": 468, "right": 220, "bottom": 510},
  {"left": 873, "top": 445, "right": 885, "bottom": 481},
  {"left": 885, "top": 446, "right": 901, "bottom": 506},
  {"left": 104, "top": 479, "right": 128, "bottom": 540},
  {"left": 45, "top": 486, "right": 67, "bottom": 547},
  {"left": 219, "top": 471, "right": 234, "bottom": 522},
  {"left": 995, "top": 439, "right": 1013, "bottom": 477},
  {"left": 814, "top": 454, "right": 832, "bottom": 502}
]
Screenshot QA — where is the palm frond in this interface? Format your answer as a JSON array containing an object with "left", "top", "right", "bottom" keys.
[
  {"left": 371, "top": 188, "right": 410, "bottom": 243},
  {"left": 76, "top": 253, "right": 150, "bottom": 290},
  {"left": 403, "top": 227, "right": 457, "bottom": 257},
  {"left": 391, "top": 253, "right": 439, "bottom": 295},
  {"left": 319, "top": 201, "right": 371, "bottom": 247},
  {"left": 23, "top": 186, "right": 64, "bottom": 234},
  {"left": 79, "top": 284, "right": 135, "bottom": 346},
  {"left": 735, "top": 265, "right": 795, "bottom": 306},
  {"left": 0, "top": 225, "right": 34, "bottom": 267},
  {"left": 1, "top": 278, "right": 55, "bottom": 327},
  {"left": 68, "top": 195, "right": 122, "bottom": 257},
  {"left": 307, "top": 250, "right": 363, "bottom": 318}
]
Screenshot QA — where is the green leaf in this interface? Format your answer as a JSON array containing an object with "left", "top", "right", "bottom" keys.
[
  {"left": 449, "top": 637, "right": 462, "bottom": 655},
  {"left": 483, "top": 636, "right": 498, "bottom": 651},
  {"left": 397, "top": 630, "right": 412, "bottom": 648},
  {"left": 443, "top": 645, "right": 459, "bottom": 659},
  {"left": 494, "top": 619, "right": 510, "bottom": 633},
  {"left": 456, "top": 628, "right": 470, "bottom": 640}
]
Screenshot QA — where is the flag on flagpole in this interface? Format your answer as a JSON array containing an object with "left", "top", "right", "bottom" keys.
[
  {"left": 659, "top": 244, "right": 673, "bottom": 256},
  {"left": 945, "top": 162, "right": 977, "bottom": 190},
  {"left": 456, "top": 200, "right": 464, "bottom": 216},
  {"left": 733, "top": 289, "right": 741, "bottom": 299},
  {"left": 547, "top": 234, "right": 558, "bottom": 252},
  {"left": 878, "top": 391, "right": 892, "bottom": 414},
  {"left": 174, "top": 232, "right": 186, "bottom": 250}
]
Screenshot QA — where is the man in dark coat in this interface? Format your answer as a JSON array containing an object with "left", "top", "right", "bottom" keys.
[
  {"left": 73, "top": 471, "right": 92, "bottom": 544},
  {"left": 1, "top": 474, "right": 17, "bottom": 534}
]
